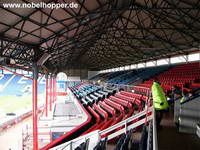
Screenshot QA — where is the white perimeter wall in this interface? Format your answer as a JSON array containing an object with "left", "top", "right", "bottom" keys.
[
  {"left": 67, "top": 76, "right": 80, "bottom": 81},
  {"left": 88, "top": 71, "right": 100, "bottom": 79}
]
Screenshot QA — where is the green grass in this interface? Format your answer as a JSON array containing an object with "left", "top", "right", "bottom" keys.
[{"left": 0, "top": 95, "right": 43, "bottom": 113}]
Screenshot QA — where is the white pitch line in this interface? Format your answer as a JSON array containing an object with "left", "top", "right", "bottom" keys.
[{"left": 0, "top": 75, "right": 15, "bottom": 92}]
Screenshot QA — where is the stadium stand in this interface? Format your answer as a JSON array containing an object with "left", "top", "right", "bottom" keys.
[
  {"left": 37, "top": 62, "right": 200, "bottom": 149},
  {"left": 3, "top": 62, "right": 200, "bottom": 150},
  {"left": 41, "top": 83, "right": 151, "bottom": 149},
  {"left": 1, "top": 0, "right": 200, "bottom": 150},
  {"left": 91, "top": 70, "right": 129, "bottom": 81},
  {"left": 69, "top": 63, "right": 200, "bottom": 150},
  {"left": 92, "top": 65, "right": 170, "bottom": 85},
  {"left": 0, "top": 74, "right": 13, "bottom": 85},
  {"left": 128, "top": 62, "right": 200, "bottom": 139},
  {"left": 106, "top": 70, "right": 139, "bottom": 84},
  {"left": 0, "top": 74, "right": 68, "bottom": 96},
  {"left": 135, "top": 62, "right": 200, "bottom": 95},
  {"left": 66, "top": 81, "right": 81, "bottom": 88},
  {"left": 0, "top": 74, "right": 45, "bottom": 96}
]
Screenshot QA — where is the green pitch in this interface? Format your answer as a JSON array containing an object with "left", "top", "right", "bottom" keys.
[{"left": 0, "top": 96, "right": 44, "bottom": 115}]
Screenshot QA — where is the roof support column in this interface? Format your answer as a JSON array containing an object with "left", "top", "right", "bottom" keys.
[
  {"left": 45, "top": 74, "right": 49, "bottom": 117},
  {"left": 32, "top": 63, "right": 38, "bottom": 150},
  {"left": 144, "top": 62, "right": 147, "bottom": 68},
  {"left": 155, "top": 60, "right": 158, "bottom": 67},
  {"left": 182, "top": 55, "right": 188, "bottom": 63},
  {"left": 53, "top": 76, "right": 57, "bottom": 103},
  {"left": 50, "top": 75, "right": 53, "bottom": 112},
  {"left": 169, "top": 57, "right": 172, "bottom": 65},
  {"left": 165, "top": 58, "right": 170, "bottom": 66},
  {"left": 185, "top": 55, "right": 189, "bottom": 64},
  {"left": 52, "top": 75, "right": 55, "bottom": 103}
]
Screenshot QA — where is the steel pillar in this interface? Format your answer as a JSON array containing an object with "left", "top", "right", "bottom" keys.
[
  {"left": 52, "top": 76, "right": 55, "bottom": 103},
  {"left": 50, "top": 75, "right": 53, "bottom": 111},
  {"left": 32, "top": 64, "right": 38, "bottom": 150},
  {"left": 53, "top": 76, "right": 57, "bottom": 103},
  {"left": 45, "top": 74, "right": 49, "bottom": 117},
  {"left": 54, "top": 77, "right": 57, "bottom": 102}
]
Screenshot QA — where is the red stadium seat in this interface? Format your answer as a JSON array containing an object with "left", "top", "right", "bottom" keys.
[
  {"left": 114, "top": 93, "right": 142, "bottom": 111},
  {"left": 109, "top": 96, "right": 134, "bottom": 118}
]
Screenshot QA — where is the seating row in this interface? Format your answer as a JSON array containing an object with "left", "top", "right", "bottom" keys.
[{"left": 135, "top": 62, "right": 200, "bottom": 94}]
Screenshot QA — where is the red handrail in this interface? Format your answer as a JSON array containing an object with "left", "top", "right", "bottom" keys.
[{"left": 82, "top": 106, "right": 101, "bottom": 135}]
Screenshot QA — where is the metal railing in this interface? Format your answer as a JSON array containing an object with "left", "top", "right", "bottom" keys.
[
  {"left": 99, "top": 106, "right": 153, "bottom": 140},
  {"left": 50, "top": 130, "right": 100, "bottom": 150},
  {"left": 196, "top": 124, "right": 200, "bottom": 138},
  {"left": 22, "top": 123, "right": 52, "bottom": 149},
  {"left": 51, "top": 106, "right": 154, "bottom": 150},
  {"left": 153, "top": 108, "right": 158, "bottom": 150}
]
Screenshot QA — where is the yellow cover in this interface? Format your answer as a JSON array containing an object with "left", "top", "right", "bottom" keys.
[{"left": 151, "top": 82, "right": 169, "bottom": 110}]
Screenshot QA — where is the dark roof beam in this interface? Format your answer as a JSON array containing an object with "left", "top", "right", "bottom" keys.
[
  {"left": 134, "top": 2, "right": 200, "bottom": 42},
  {"left": 0, "top": 22, "right": 46, "bottom": 42},
  {"left": 39, "top": 0, "right": 112, "bottom": 44},
  {"left": 121, "top": 15, "right": 178, "bottom": 50},
  {"left": 0, "top": 7, "right": 56, "bottom": 36},
  {"left": 164, "top": 0, "right": 200, "bottom": 24},
  {"left": 101, "top": 38, "right": 143, "bottom": 60}
]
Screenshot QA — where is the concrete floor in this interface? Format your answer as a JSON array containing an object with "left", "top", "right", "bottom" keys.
[
  {"left": 158, "top": 109, "right": 200, "bottom": 150},
  {"left": 0, "top": 117, "right": 32, "bottom": 150},
  {"left": 107, "top": 108, "right": 200, "bottom": 150}
]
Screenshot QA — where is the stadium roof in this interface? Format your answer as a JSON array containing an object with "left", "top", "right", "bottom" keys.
[{"left": 0, "top": 0, "right": 200, "bottom": 72}]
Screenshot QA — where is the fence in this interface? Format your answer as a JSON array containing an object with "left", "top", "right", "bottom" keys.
[
  {"left": 50, "top": 106, "right": 155, "bottom": 150},
  {"left": 22, "top": 122, "right": 52, "bottom": 149}
]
